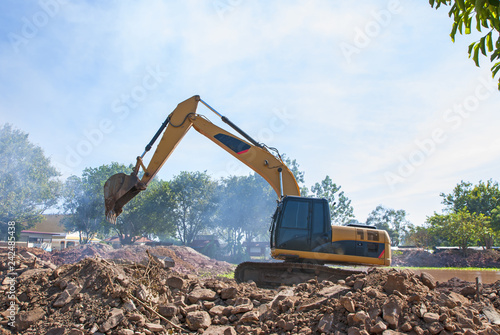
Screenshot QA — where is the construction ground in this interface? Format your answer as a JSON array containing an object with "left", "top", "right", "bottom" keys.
[{"left": 1, "top": 244, "right": 500, "bottom": 334}]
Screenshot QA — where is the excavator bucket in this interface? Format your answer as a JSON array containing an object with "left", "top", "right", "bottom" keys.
[{"left": 103, "top": 173, "right": 145, "bottom": 224}]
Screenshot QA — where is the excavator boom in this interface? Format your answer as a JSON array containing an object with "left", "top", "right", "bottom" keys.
[{"left": 104, "top": 95, "right": 300, "bottom": 223}]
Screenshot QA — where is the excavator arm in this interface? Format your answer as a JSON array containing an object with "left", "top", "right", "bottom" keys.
[{"left": 104, "top": 95, "right": 300, "bottom": 223}]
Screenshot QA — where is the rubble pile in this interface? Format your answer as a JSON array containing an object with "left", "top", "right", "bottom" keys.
[
  {"left": 2, "top": 248, "right": 500, "bottom": 334},
  {"left": 35, "top": 244, "right": 234, "bottom": 276}
]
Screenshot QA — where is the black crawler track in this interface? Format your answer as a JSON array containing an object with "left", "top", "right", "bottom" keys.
[{"left": 234, "top": 261, "right": 364, "bottom": 288}]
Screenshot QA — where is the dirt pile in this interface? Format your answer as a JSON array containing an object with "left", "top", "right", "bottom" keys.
[
  {"left": 2, "top": 250, "right": 500, "bottom": 334},
  {"left": 34, "top": 244, "right": 234, "bottom": 276}
]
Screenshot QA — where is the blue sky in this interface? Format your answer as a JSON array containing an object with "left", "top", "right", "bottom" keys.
[{"left": 1, "top": 0, "right": 499, "bottom": 226}]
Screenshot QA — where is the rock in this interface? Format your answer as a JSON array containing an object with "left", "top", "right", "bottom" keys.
[
  {"left": 188, "top": 288, "right": 217, "bottom": 303},
  {"left": 297, "top": 297, "right": 328, "bottom": 312},
  {"left": 420, "top": 272, "right": 437, "bottom": 289},
  {"left": 384, "top": 274, "right": 407, "bottom": 295},
  {"left": 353, "top": 310, "right": 369, "bottom": 323},
  {"left": 186, "top": 311, "right": 211, "bottom": 330},
  {"left": 340, "top": 296, "right": 356, "bottom": 313},
  {"left": 416, "top": 302, "right": 427, "bottom": 318},
  {"left": 239, "top": 311, "right": 259, "bottom": 323},
  {"left": 46, "top": 327, "right": 66, "bottom": 335},
  {"left": 68, "top": 330, "right": 85, "bottom": 335},
  {"left": 224, "top": 327, "right": 237, "bottom": 335},
  {"left": 232, "top": 297, "right": 253, "bottom": 314},
  {"left": 117, "top": 329, "right": 135, "bottom": 335},
  {"left": 439, "top": 291, "right": 469, "bottom": 308},
  {"left": 277, "top": 319, "right": 294, "bottom": 331},
  {"left": 167, "top": 276, "right": 186, "bottom": 290},
  {"left": 158, "top": 303, "right": 178, "bottom": 317},
  {"left": 382, "top": 297, "right": 402, "bottom": 328},
  {"left": 428, "top": 322, "right": 444, "bottom": 335},
  {"left": 353, "top": 278, "right": 366, "bottom": 290},
  {"left": 204, "top": 326, "right": 237, "bottom": 335},
  {"left": 221, "top": 287, "right": 237, "bottom": 300},
  {"left": 16, "top": 307, "right": 45, "bottom": 331},
  {"left": 270, "top": 289, "right": 294, "bottom": 310},
  {"left": 318, "top": 284, "right": 350, "bottom": 297},
  {"left": 461, "top": 285, "right": 477, "bottom": 296},
  {"left": 370, "top": 321, "right": 387, "bottom": 333},
  {"left": 423, "top": 312, "right": 440, "bottom": 324},
  {"left": 122, "top": 300, "right": 136, "bottom": 312},
  {"left": 317, "top": 313, "right": 334, "bottom": 333},
  {"left": 99, "top": 308, "right": 124, "bottom": 332},
  {"left": 400, "top": 321, "right": 412, "bottom": 332},
  {"left": 128, "top": 313, "right": 145, "bottom": 323},
  {"left": 382, "top": 330, "right": 406, "bottom": 335},
  {"left": 209, "top": 305, "right": 225, "bottom": 316},
  {"left": 53, "top": 282, "right": 81, "bottom": 308},
  {"left": 145, "top": 323, "right": 164, "bottom": 332}
]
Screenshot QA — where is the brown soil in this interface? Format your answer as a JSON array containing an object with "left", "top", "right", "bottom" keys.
[{"left": 1, "top": 246, "right": 500, "bottom": 334}]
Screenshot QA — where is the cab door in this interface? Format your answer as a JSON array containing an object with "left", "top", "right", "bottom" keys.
[
  {"left": 309, "top": 199, "right": 332, "bottom": 252},
  {"left": 275, "top": 198, "right": 310, "bottom": 251}
]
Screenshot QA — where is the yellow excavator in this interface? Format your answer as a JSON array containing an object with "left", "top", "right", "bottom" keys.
[{"left": 104, "top": 96, "right": 391, "bottom": 286}]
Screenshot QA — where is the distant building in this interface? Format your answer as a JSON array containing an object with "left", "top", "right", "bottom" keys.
[
  {"left": 19, "top": 215, "right": 100, "bottom": 251},
  {"left": 244, "top": 241, "right": 270, "bottom": 259}
]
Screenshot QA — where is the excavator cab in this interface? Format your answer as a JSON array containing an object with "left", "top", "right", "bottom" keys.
[
  {"left": 270, "top": 195, "right": 391, "bottom": 266},
  {"left": 270, "top": 196, "right": 332, "bottom": 257}
]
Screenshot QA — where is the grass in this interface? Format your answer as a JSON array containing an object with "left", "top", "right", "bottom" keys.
[{"left": 216, "top": 272, "right": 235, "bottom": 279}]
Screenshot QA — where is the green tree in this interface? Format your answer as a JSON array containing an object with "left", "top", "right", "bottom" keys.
[
  {"left": 366, "top": 205, "right": 411, "bottom": 246},
  {"left": 405, "top": 224, "right": 437, "bottom": 249},
  {"left": 427, "top": 208, "right": 486, "bottom": 255},
  {"left": 430, "top": 0, "right": 500, "bottom": 89},
  {"left": 439, "top": 179, "right": 500, "bottom": 247},
  {"left": 441, "top": 179, "right": 500, "bottom": 216},
  {"left": 170, "top": 171, "right": 218, "bottom": 245},
  {"left": 310, "top": 176, "right": 354, "bottom": 226},
  {"left": 0, "top": 124, "right": 61, "bottom": 238}
]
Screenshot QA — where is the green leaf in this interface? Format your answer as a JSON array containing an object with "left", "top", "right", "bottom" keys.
[
  {"left": 473, "top": 43, "right": 481, "bottom": 66},
  {"left": 457, "top": 0, "right": 466, "bottom": 11},
  {"left": 476, "top": 0, "right": 487, "bottom": 18},
  {"left": 492, "top": 62, "right": 500, "bottom": 77},
  {"left": 468, "top": 42, "right": 476, "bottom": 56},
  {"left": 487, "top": 31, "right": 494, "bottom": 51},
  {"left": 451, "top": 22, "right": 459, "bottom": 41},
  {"left": 480, "top": 36, "right": 487, "bottom": 55}
]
